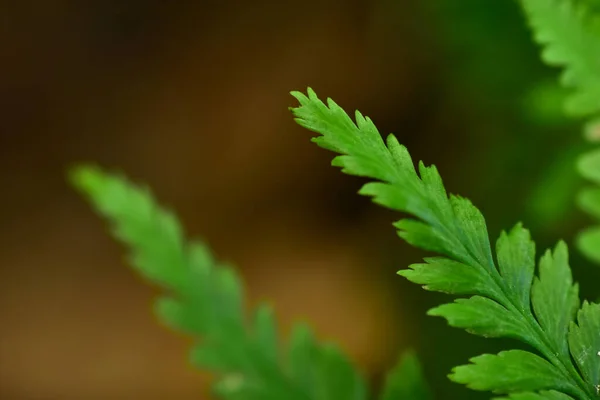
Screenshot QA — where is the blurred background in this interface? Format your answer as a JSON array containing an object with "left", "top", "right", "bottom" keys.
[{"left": 2, "top": 1, "right": 600, "bottom": 399}]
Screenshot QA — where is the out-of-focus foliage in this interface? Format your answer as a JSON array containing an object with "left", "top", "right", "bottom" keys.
[
  {"left": 379, "top": 351, "right": 432, "bottom": 400},
  {"left": 520, "top": 0, "right": 600, "bottom": 116},
  {"left": 70, "top": 165, "right": 430, "bottom": 400},
  {"left": 518, "top": 0, "right": 600, "bottom": 264},
  {"left": 425, "top": 0, "right": 582, "bottom": 235}
]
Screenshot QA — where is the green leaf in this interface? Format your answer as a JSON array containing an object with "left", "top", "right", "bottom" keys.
[
  {"left": 577, "top": 187, "right": 600, "bottom": 220},
  {"left": 568, "top": 301, "right": 600, "bottom": 392},
  {"left": 531, "top": 242, "right": 580, "bottom": 357},
  {"left": 399, "top": 257, "right": 501, "bottom": 298},
  {"left": 450, "top": 195, "right": 496, "bottom": 269},
  {"left": 378, "top": 351, "right": 432, "bottom": 400},
  {"left": 576, "top": 226, "right": 600, "bottom": 263},
  {"left": 494, "top": 390, "right": 575, "bottom": 400},
  {"left": 496, "top": 223, "right": 536, "bottom": 312},
  {"left": 584, "top": 117, "right": 600, "bottom": 142},
  {"left": 428, "top": 297, "right": 531, "bottom": 342},
  {"left": 576, "top": 149, "right": 600, "bottom": 264},
  {"left": 313, "top": 344, "right": 369, "bottom": 400},
  {"left": 287, "top": 324, "right": 318, "bottom": 395},
  {"left": 292, "top": 88, "right": 493, "bottom": 271},
  {"left": 450, "top": 350, "right": 571, "bottom": 394},
  {"left": 291, "top": 88, "right": 596, "bottom": 399},
  {"left": 519, "top": 0, "right": 600, "bottom": 117},
  {"left": 519, "top": 0, "right": 600, "bottom": 268},
  {"left": 285, "top": 324, "right": 368, "bottom": 400},
  {"left": 393, "top": 218, "right": 461, "bottom": 258},
  {"left": 70, "top": 164, "right": 367, "bottom": 400},
  {"left": 252, "top": 305, "right": 278, "bottom": 363},
  {"left": 578, "top": 149, "right": 600, "bottom": 185}
]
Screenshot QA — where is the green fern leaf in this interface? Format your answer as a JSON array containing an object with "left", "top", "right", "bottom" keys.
[
  {"left": 290, "top": 88, "right": 598, "bottom": 399},
  {"left": 578, "top": 149, "right": 600, "bottom": 184},
  {"left": 496, "top": 223, "right": 536, "bottom": 312},
  {"left": 519, "top": 0, "right": 600, "bottom": 117},
  {"left": 70, "top": 165, "right": 369, "bottom": 400},
  {"left": 427, "top": 296, "right": 530, "bottom": 341},
  {"left": 378, "top": 351, "right": 432, "bottom": 400},
  {"left": 451, "top": 350, "right": 569, "bottom": 393},
  {"left": 519, "top": 0, "right": 600, "bottom": 265},
  {"left": 576, "top": 227, "right": 600, "bottom": 263},
  {"left": 400, "top": 257, "right": 501, "bottom": 298},
  {"left": 531, "top": 242, "right": 580, "bottom": 357},
  {"left": 577, "top": 147, "right": 600, "bottom": 256},
  {"left": 568, "top": 302, "right": 600, "bottom": 390},
  {"left": 576, "top": 146, "right": 600, "bottom": 263},
  {"left": 495, "top": 390, "right": 575, "bottom": 399}
]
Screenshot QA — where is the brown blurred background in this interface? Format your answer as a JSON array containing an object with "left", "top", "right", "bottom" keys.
[
  {"left": 0, "top": 1, "right": 439, "bottom": 398},
  {"left": 3, "top": 1, "right": 590, "bottom": 399}
]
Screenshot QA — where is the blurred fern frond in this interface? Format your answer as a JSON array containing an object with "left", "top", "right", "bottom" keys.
[
  {"left": 519, "top": 0, "right": 600, "bottom": 264},
  {"left": 70, "top": 165, "right": 430, "bottom": 400}
]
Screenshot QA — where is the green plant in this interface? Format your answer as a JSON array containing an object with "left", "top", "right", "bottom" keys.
[
  {"left": 577, "top": 137, "right": 600, "bottom": 263},
  {"left": 289, "top": 87, "right": 598, "bottom": 399},
  {"left": 518, "top": 0, "right": 600, "bottom": 263},
  {"left": 70, "top": 0, "right": 600, "bottom": 399},
  {"left": 70, "top": 165, "right": 431, "bottom": 400},
  {"left": 426, "top": 0, "right": 583, "bottom": 233}
]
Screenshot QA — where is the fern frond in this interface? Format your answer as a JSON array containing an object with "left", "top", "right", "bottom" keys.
[
  {"left": 495, "top": 390, "right": 575, "bottom": 399},
  {"left": 291, "top": 88, "right": 598, "bottom": 399},
  {"left": 70, "top": 165, "right": 373, "bottom": 400},
  {"left": 378, "top": 351, "right": 431, "bottom": 400},
  {"left": 576, "top": 146, "right": 600, "bottom": 263},
  {"left": 519, "top": 0, "right": 600, "bottom": 117},
  {"left": 519, "top": 0, "right": 600, "bottom": 265}
]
